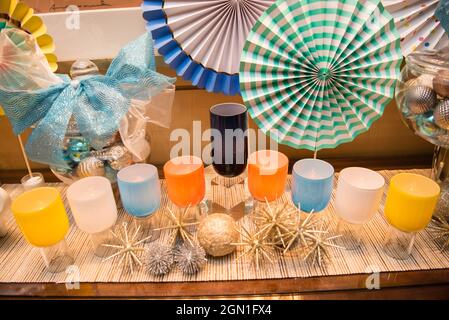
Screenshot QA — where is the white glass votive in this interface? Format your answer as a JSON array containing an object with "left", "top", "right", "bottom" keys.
[
  {"left": 334, "top": 167, "right": 385, "bottom": 250},
  {"left": 21, "top": 172, "right": 45, "bottom": 191},
  {"left": 0, "top": 187, "right": 11, "bottom": 237},
  {"left": 67, "top": 176, "right": 118, "bottom": 257}
]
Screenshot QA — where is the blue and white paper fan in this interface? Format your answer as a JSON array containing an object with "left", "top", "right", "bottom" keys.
[{"left": 142, "top": 0, "right": 275, "bottom": 95}]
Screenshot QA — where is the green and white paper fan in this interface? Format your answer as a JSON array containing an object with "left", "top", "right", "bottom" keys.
[{"left": 240, "top": 0, "right": 403, "bottom": 151}]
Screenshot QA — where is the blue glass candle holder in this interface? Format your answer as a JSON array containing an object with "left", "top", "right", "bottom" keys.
[
  {"left": 291, "top": 159, "right": 334, "bottom": 213},
  {"left": 117, "top": 164, "right": 161, "bottom": 241}
]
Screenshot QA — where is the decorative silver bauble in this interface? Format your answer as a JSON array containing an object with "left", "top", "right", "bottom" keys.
[
  {"left": 434, "top": 100, "right": 449, "bottom": 130},
  {"left": 76, "top": 156, "right": 105, "bottom": 178},
  {"left": 406, "top": 85, "right": 437, "bottom": 114},
  {"left": 405, "top": 74, "right": 434, "bottom": 89},
  {"left": 91, "top": 144, "right": 133, "bottom": 171},
  {"left": 109, "top": 153, "right": 133, "bottom": 171},
  {"left": 91, "top": 144, "right": 127, "bottom": 161},
  {"left": 433, "top": 70, "right": 449, "bottom": 98}
]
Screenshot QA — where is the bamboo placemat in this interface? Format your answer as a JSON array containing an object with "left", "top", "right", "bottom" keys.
[{"left": 0, "top": 169, "right": 448, "bottom": 284}]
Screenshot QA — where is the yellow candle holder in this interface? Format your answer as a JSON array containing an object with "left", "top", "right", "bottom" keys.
[
  {"left": 383, "top": 173, "right": 440, "bottom": 260},
  {"left": 11, "top": 187, "right": 74, "bottom": 273}
]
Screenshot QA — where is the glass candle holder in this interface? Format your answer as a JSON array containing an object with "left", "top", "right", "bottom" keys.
[
  {"left": 67, "top": 176, "right": 118, "bottom": 257},
  {"left": 11, "top": 187, "right": 73, "bottom": 273},
  {"left": 0, "top": 187, "right": 10, "bottom": 237},
  {"left": 292, "top": 159, "right": 334, "bottom": 213},
  {"left": 164, "top": 156, "right": 206, "bottom": 220},
  {"left": 210, "top": 103, "right": 248, "bottom": 184},
  {"left": 21, "top": 172, "right": 45, "bottom": 191},
  {"left": 383, "top": 173, "right": 440, "bottom": 260},
  {"left": 247, "top": 150, "right": 288, "bottom": 211},
  {"left": 117, "top": 164, "right": 162, "bottom": 242},
  {"left": 334, "top": 167, "right": 385, "bottom": 250}
]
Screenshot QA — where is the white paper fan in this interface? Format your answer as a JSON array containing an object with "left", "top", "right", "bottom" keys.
[
  {"left": 382, "top": 0, "right": 449, "bottom": 55},
  {"left": 142, "top": 0, "right": 275, "bottom": 95}
]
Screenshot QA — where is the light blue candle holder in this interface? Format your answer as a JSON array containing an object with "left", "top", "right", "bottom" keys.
[
  {"left": 117, "top": 164, "right": 161, "bottom": 218},
  {"left": 291, "top": 159, "right": 334, "bottom": 213}
]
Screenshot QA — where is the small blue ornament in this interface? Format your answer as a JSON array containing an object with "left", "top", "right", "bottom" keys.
[{"left": 65, "top": 138, "right": 91, "bottom": 163}]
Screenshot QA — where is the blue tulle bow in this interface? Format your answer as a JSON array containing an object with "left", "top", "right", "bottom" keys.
[{"left": 0, "top": 33, "right": 175, "bottom": 168}]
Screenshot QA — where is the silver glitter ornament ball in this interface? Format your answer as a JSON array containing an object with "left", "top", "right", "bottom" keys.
[
  {"left": 144, "top": 242, "right": 174, "bottom": 276},
  {"left": 434, "top": 100, "right": 449, "bottom": 130},
  {"left": 174, "top": 242, "right": 207, "bottom": 275},
  {"left": 406, "top": 85, "right": 437, "bottom": 114}
]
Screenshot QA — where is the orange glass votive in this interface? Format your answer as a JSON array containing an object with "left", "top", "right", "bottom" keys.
[
  {"left": 248, "top": 150, "right": 289, "bottom": 202},
  {"left": 163, "top": 156, "right": 206, "bottom": 207}
]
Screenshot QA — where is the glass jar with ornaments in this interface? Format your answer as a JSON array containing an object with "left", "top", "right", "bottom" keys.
[
  {"left": 396, "top": 46, "right": 449, "bottom": 210},
  {"left": 51, "top": 59, "right": 175, "bottom": 185}
]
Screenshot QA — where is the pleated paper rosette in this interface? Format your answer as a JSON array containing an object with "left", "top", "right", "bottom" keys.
[
  {"left": 0, "top": 0, "right": 58, "bottom": 71},
  {"left": 239, "top": 0, "right": 403, "bottom": 151},
  {"left": 0, "top": 0, "right": 58, "bottom": 115},
  {"left": 142, "top": 0, "right": 275, "bottom": 95},
  {"left": 382, "top": 0, "right": 449, "bottom": 56}
]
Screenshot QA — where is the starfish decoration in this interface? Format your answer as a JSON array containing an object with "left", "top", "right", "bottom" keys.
[
  {"left": 102, "top": 222, "right": 152, "bottom": 274},
  {"left": 302, "top": 220, "right": 343, "bottom": 268},
  {"left": 231, "top": 225, "right": 276, "bottom": 271},
  {"left": 253, "top": 199, "right": 300, "bottom": 248},
  {"left": 428, "top": 215, "right": 449, "bottom": 251},
  {"left": 155, "top": 205, "right": 199, "bottom": 246},
  {"left": 283, "top": 210, "right": 325, "bottom": 253}
]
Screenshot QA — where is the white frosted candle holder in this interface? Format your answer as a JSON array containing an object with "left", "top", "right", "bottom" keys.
[
  {"left": 334, "top": 167, "right": 385, "bottom": 250},
  {"left": 67, "top": 176, "right": 118, "bottom": 257}
]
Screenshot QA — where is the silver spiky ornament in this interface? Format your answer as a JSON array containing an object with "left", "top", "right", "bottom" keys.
[
  {"left": 428, "top": 215, "right": 449, "bottom": 251},
  {"left": 174, "top": 242, "right": 207, "bottom": 274},
  {"left": 406, "top": 85, "right": 437, "bottom": 114},
  {"left": 434, "top": 100, "right": 449, "bottom": 130},
  {"left": 144, "top": 242, "right": 175, "bottom": 276}
]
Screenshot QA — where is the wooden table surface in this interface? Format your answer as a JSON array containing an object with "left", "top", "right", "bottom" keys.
[{"left": 1, "top": 158, "right": 448, "bottom": 300}]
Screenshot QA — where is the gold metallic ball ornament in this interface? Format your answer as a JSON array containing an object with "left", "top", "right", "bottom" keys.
[{"left": 197, "top": 213, "right": 239, "bottom": 257}]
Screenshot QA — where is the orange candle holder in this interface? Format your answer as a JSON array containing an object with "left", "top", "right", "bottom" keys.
[
  {"left": 247, "top": 150, "right": 289, "bottom": 205},
  {"left": 164, "top": 156, "right": 206, "bottom": 214}
]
